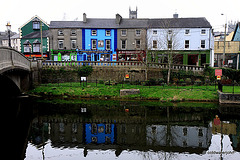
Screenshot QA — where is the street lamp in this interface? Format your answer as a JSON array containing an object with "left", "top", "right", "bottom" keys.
[
  {"left": 221, "top": 14, "right": 227, "bottom": 67},
  {"left": 6, "top": 22, "right": 11, "bottom": 48}
]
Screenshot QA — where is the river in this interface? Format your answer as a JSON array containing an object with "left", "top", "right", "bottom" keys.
[{"left": 4, "top": 98, "right": 240, "bottom": 160}]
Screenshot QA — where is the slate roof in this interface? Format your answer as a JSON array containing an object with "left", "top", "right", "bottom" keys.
[
  {"left": 49, "top": 17, "right": 211, "bottom": 29},
  {"left": 22, "top": 30, "right": 49, "bottom": 39},
  {"left": 148, "top": 18, "right": 212, "bottom": 28}
]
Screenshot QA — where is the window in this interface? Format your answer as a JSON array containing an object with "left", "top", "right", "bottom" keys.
[
  {"left": 153, "top": 30, "right": 158, "bottom": 35},
  {"left": 201, "top": 29, "right": 206, "bottom": 35},
  {"left": 58, "top": 30, "right": 64, "bottom": 36},
  {"left": 121, "top": 39, "right": 127, "bottom": 49},
  {"left": 153, "top": 40, "right": 157, "bottom": 48},
  {"left": 24, "top": 45, "right": 31, "bottom": 53},
  {"left": 168, "top": 30, "right": 172, "bottom": 35},
  {"left": 183, "top": 128, "right": 187, "bottom": 136},
  {"left": 198, "top": 129, "right": 203, "bottom": 137},
  {"left": 121, "top": 30, "right": 127, "bottom": 36},
  {"left": 201, "top": 40, "right": 205, "bottom": 49},
  {"left": 185, "top": 40, "right": 190, "bottom": 49},
  {"left": 98, "top": 40, "right": 104, "bottom": 48},
  {"left": 58, "top": 40, "right": 64, "bottom": 49},
  {"left": 71, "top": 40, "right": 76, "bottom": 49},
  {"left": 91, "top": 30, "right": 97, "bottom": 36},
  {"left": 136, "top": 30, "right": 141, "bottom": 36},
  {"left": 136, "top": 39, "right": 140, "bottom": 48},
  {"left": 106, "top": 40, "right": 111, "bottom": 50},
  {"left": 71, "top": 30, "right": 76, "bottom": 35},
  {"left": 185, "top": 29, "right": 190, "bottom": 35},
  {"left": 168, "top": 40, "right": 172, "bottom": 49},
  {"left": 33, "top": 21, "right": 40, "bottom": 30},
  {"left": 91, "top": 39, "right": 97, "bottom": 49},
  {"left": 106, "top": 30, "right": 111, "bottom": 36},
  {"left": 33, "top": 44, "right": 40, "bottom": 52}
]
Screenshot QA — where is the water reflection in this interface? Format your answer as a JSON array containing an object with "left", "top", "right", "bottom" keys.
[{"left": 4, "top": 99, "right": 240, "bottom": 159}]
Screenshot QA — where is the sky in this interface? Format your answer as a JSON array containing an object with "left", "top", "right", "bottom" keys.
[{"left": 1, "top": 0, "right": 240, "bottom": 33}]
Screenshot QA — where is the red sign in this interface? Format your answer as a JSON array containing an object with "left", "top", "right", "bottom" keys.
[
  {"left": 125, "top": 74, "right": 129, "bottom": 79},
  {"left": 215, "top": 69, "right": 222, "bottom": 76}
]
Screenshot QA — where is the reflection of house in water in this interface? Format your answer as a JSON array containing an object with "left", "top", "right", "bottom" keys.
[
  {"left": 85, "top": 123, "right": 115, "bottom": 144},
  {"left": 146, "top": 125, "right": 212, "bottom": 152}
]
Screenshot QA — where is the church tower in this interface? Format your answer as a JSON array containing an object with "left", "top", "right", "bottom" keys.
[{"left": 129, "top": 7, "right": 137, "bottom": 19}]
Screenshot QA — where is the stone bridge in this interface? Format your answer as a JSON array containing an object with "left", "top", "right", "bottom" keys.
[{"left": 0, "top": 47, "right": 32, "bottom": 97}]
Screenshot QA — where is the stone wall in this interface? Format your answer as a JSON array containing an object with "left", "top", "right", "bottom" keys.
[
  {"left": 218, "top": 91, "right": 240, "bottom": 104},
  {"left": 40, "top": 66, "right": 164, "bottom": 83}
]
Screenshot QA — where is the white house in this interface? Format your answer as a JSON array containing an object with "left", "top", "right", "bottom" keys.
[{"left": 147, "top": 15, "right": 214, "bottom": 67}]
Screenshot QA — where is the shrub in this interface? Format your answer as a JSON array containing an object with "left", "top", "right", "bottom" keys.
[{"left": 185, "top": 78, "right": 192, "bottom": 85}]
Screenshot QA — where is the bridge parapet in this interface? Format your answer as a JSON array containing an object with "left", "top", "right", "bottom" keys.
[{"left": 0, "top": 47, "right": 30, "bottom": 73}]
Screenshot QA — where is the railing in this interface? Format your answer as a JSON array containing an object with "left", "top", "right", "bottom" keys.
[{"left": 41, "top": 61, "right": 204, "bottom": 71}]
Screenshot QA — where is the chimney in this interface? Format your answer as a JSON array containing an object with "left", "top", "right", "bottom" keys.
[
  {"left": 115, "top": 14, "right": 122, "bottom": 24},
  {"left": 173, "top": 13, "right": 178, "bottom": 18},
  {"left": 83, "top": 13, "right": 87, "bottom": 23}
]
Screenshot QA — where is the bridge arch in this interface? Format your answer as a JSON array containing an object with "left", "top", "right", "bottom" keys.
[{"left": 0, "top": 47, "right": 31, "bottom": 97}]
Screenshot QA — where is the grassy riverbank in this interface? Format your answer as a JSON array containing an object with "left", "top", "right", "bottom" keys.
[{"left": 29, "top": 82, "right": 220, "bottom": 102}]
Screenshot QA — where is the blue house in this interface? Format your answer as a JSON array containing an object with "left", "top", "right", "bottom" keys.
[
  {"left": 77, "top": 15, "right": 118, "bottom": 61},
  {"left": 85, "top": 123, "right": 115, "bottom": 144},
  {"left": 231, "top": 22, "right": 240, "bottom": 69}
]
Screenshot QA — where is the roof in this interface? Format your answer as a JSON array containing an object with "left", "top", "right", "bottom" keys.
[
  {"left": 148, "top": 18, "right": 212, "bottom": 28},
  {"left": 19, "top": 15, "right": 49, "bottom": 30},
  {"left": 50, "top": 17, "right": 212, "bottom": 29},
  {"left": 22, "top": 30, "right": 49, "bottom": 39}
]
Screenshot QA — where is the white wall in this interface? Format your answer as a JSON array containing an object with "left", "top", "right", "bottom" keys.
[{"left": 147, "top": 28, "right": 212, "bottom": 51}]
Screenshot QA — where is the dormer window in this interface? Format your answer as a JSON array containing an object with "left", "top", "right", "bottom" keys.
[{"left": 32, "top": 18, "right": 40, "bottom": 30}]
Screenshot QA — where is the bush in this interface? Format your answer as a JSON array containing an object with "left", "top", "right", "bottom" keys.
[{"left": 185, "top": 78, "right": 192, "bottom": 85}]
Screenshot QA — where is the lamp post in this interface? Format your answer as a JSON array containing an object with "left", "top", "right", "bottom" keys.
[
  {"left": 6, "top": 22, "right": 11, "bottom": 48},
  {"left": 221, "top": 14, "right": 227, "bottom": 67}
]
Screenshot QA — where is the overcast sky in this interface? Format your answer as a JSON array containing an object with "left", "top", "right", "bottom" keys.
[{"left": 1, "top": 0, "right": 240, "bottom": 32}]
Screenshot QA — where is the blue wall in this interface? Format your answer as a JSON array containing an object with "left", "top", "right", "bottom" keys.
[
  {"left": 85, "top": 123, "right": 115, "bottom": 144},
  {"left": 80, "top": 29, "right": 117, "bottom": 61}
]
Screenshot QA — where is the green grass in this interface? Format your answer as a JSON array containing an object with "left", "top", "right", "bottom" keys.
[
  {"left": 222, "top": 85, "right": 240, "bottom": 94},
  {"left": 29, "top": 82, "right": 219, "bottom": 102}
]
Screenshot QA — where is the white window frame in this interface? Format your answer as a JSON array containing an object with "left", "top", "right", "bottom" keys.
[
  {"left": 185, "top": 40, "right": 190, "bottom": 49},
  {"left": 136, "top": 39, "right": 141, "bottom": 48},
  {"left": 24, "top": 45, "right": 31, "bottom": 53},
  {"left": 91, "top": 30, "right": 97, "bottom": 36},
  {"left": 136, "top": 30, "right": 141, "bottom": 36},
  {"left": 121, "top": 39, "right": 127, "bottom": 49},
  {"left": 71, "top": 30, "right": 76, "bottom": 36},
  {"left": 58, "top": 30, "right": 64, "bottom": 36},
  {"left": 33, "top": 43, "right": 40, "bottom": 52},
  {"left": 106, "top": 30, "right": 111, "bottom": 36},
  {"left": 200, "top": 40, "right": 206, "bottom": 49},
  {"left": 185, "top": 29, "right": 190, "bottom": 35},
  {"left": 58, "top": 40, "right": 64, "bottom": 49},
  {"left": 153, "top": 40, "right": 157, "bottom": 49},
  {"left": 91, "top": 39, "right": 97, "bottom": 50},
  {"left": 201, "top": 29, "right": 206, "bottom": 35},
  {"left": 121, "top": 29, "right": 127, "bottom": 36},
  {"left": 33, "top": 22, "right": 40, "bottom": 30},
  {"left": 106, "top": 40, "right": 111, "bottom": 50},
  {"left": 71, "top": 40, "right": 76, "bottom": 49},
  {"left": 153, "top": 30, "right": 158, "bottom": 35}
]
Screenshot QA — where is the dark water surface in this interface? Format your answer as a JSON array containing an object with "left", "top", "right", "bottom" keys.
[{"left": 5, "top": 98, "right": 240, "bottom": 160}]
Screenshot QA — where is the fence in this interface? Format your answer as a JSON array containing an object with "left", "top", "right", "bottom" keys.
[{"left": 218, "top": 83, "right": 240, "bottom": 94}]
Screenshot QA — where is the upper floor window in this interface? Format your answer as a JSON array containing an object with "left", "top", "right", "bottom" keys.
[
  {"left": 153, "top": 30, "right": 158, "bottom": 35},
  {"left": 33, "top": 39, "right": 41, "bottom": 52},
  {"left": 71, "top": 40, "right": 76, "bottom": 49},
  {"left": 121, "top": 30, "right": 127, "bottom": 36},
  {"left": 201, "top": 29, "right": 206, "bottom": 35},
  {"left": 121, "top": 39, "right": 127, "bottom": 49},
  {"left": 91, "top": 30, "right": 97, "bottom": 36},
  {"left": 91, "top": 39, "right": 97, "bottom": 49},
  {"left": 185, "top": 40, "right": 190, "bottom": 49},
  {"left": 185, "top": 29, "right": 190, "bottom": 35},
  {"left": 106, "top": 40, "right": 111, "bottom": 50},
  {"left": 153, "top": 40, "right": 157, "bottom": 48},
  {"left": 168, "top": 30, "right": 172, "bottom": 35},
  {"left": 136, "top": 30, "right": 141, "bottom": 36},
  {"left": 23, "top": 40, "right": 31, "bottom": 53},
  {"left": 58, "top": 40, "right": 64, "bottom": 49},
  {"left": 106, "top": 30, "right": 111, "bottom": 36},
  {"left": 136, "top": 39, "right": 141, "bottom": 48},
  {"left": 58, "top": 30, "right": 64, "bottom": 36},
  {"left": 71, "top": 30, "right": 76, "bottom": 36},
  {"left": 33, "top": 21, "right": 40, "bottom": 30},
  {"left": 201, "top": 40, "right": 206, "bottom": 49}
]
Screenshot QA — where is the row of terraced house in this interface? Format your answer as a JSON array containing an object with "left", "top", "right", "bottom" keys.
[{"left": 18, "top": 9, "right": 215, "bottom": 67}]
